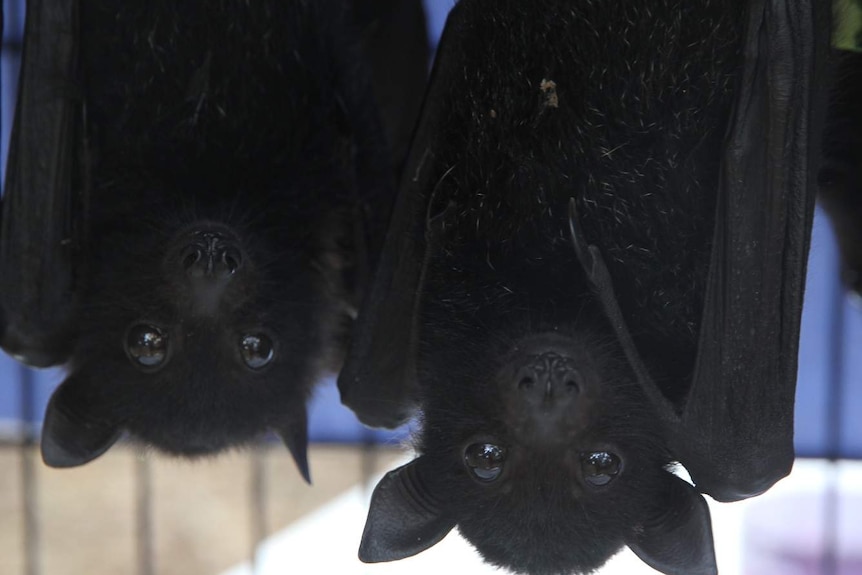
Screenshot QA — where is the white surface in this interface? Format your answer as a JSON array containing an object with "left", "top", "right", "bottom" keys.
[{"left": 221, "top": 459, "right": 862, "bottom": 575}]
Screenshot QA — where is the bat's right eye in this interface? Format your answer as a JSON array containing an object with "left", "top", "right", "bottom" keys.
[
  {"left": 240, "top": 333, "right": 275, "bottom": 369},
  {"left": 580, "top": 451, "right": 621, "bottom": 487},
  {"left": 125, "top": 325, "right": 169, "bottom": 370},
  {"left": 464, "top": 443, "right": 507, "bottom": 483}
]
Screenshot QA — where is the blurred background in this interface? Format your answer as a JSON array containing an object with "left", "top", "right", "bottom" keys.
[{"left": 1, "top": 0, "right": 861, "bottom": 574}]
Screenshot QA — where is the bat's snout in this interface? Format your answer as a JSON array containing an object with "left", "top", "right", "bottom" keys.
[
  {"left": 169, "top": 228, "right": 250, "bottom": 317},
  {"left": 512, "top": 351, "right": 581, "bottom": 411},
  {"left": 181, "top": 232, "right": 244, "bottom": 279}
]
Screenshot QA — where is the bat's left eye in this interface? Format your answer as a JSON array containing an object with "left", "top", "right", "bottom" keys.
[
  {"left": 126, "top": 324, "right": 169, "bottom": 370},
  {"left": 240, "top": 333, "right": 275, "bottom": 369},
  {"left": 580, "top": 451, "right": 621, "bottom": 487},
  {"left": 464, "top": 443, "right": 507, "bottom": 483}
]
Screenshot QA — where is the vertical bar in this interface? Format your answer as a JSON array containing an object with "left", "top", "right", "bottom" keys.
[
  {"left": 821, "top": 249, "right": 846, "bottom": 575},
  {"left": 249, "top": 444, "right": 267, "bottom": 575},
  {"left": 821, "top": 469, "right": 839, "bottom": 575},
  {"left": 1, "top": 0, "right": 4, "bottom": 190},
  {"left": 11, "top": 5, "right": 38, "bottom": 575},
  {"left": 360, "top": 431, "right": 378, "bottom": 496},
  {"left": 19, "top": 364, "right": 40, "bottom": 575},
  {"left": 135, "top": 456, "right": 154, "bottom": 575},
  {"left": 1, "top": 0, "right": 25, "bottom": 187}
]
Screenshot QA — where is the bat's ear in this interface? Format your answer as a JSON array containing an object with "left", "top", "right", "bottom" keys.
[
  {"left": 41, "top": 376, "right": 123, "bottom": 468},
  {"left": 627, "top": 473, "right": 717, "bottom": 575},
  {"left": 359, "top": 456, "right": 456, "bottom": 562},
  {"left": 274, "top": 407, "right": 311, "bottom": 484}
]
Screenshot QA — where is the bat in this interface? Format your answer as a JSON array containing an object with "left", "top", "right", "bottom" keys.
[
  {"left": 819, "top": 48, "right": 862, "bottom": 299},
  {"left": 0, "top": 0, "right": 427, "bottom": 478},
  {"left": 338, "top": 0, "right": 829, "bottom": 573}
]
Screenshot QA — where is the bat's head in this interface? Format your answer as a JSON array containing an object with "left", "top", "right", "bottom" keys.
[
  {"left": 40, "top": 215, "right": 343, "bottom": 482},
  {"left": 360, "top": 329, "right": 716, "bottom": 574}
]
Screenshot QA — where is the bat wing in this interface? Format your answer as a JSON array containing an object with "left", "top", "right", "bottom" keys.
[
  {"left": 346, "top": 0, "right": 429, "bottom": 289},
  {"left": 337, "top": 15, "right": 468, "bottom": 429},
  {"left": 676, "top": 0, "right": 830, "bottom": 502},
  {"left": 570, "top": 0, "right": 830, "bottom": 502},
  {"left": 351, "top": 0, "right": 429, "bottom": 176},
  {"left": 1, "top": 0, "right": 81, "bottom": 367}
]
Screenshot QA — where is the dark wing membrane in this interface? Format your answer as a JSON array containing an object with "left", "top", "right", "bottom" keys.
[
  {"left": 341, "top": 0, "right": 429, "bottom": 303},
  {"left": 675, "top": 0, "right": 830, "bottom": 502},
  {"left": 1, "top": 0, "right": 80, "bottom": 367},
  {"left": 337, "top": 12, "right": 469, "bottom": 429},
  {"left": 351, "top": 0, "right": 429, "bottom": 176}
]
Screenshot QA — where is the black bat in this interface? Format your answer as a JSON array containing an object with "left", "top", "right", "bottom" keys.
[
  {"left": 0, "top": 0, "right": 427, "bottom": 478},
  {"left": 819, "top": 48, "right": 862, "bottom": 299},
  {"left": 338, "top": 0, "right": 829, "bottom": 573}
]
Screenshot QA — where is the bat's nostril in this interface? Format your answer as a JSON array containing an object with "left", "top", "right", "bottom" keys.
[
  {"left": 181, "top": 240, "right": 243, "bottom": 279},
  {"left": 181, "top": 246, "right": 204, "bottom": 273},
  {"left": 220, "top": 247, "right": 243, "bottom": 275}
]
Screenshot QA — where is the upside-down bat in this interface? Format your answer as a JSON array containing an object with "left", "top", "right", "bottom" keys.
[
  {"left": 0, "top": 0, "right": 427, "bottom": 478},
  {"left": 338, "top": 0, "right": 829, "bottom": 573}
]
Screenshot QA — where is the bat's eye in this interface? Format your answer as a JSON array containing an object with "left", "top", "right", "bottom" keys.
[
  {"left": 580, "top": 451, "right": 621, "bottom": 487},
  {"left": 240, "top": 333, "right": 275, "bottom": 369},
  {"left": 126, "top": 324, "right": 169, "bottom": 370},
  {"left": 464, "top": 443, "right": 506, "bottom": 483}
]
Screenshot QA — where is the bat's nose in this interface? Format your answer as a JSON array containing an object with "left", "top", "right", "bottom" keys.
[
  {"left": 174, "top": 229, "right": 247, "bottom": 317},
  {"left": 181, "top": 232, "right": 243, "bottom": 279},
  {"left": 513, "top": 352, "right": 581, "bottom": 408}
]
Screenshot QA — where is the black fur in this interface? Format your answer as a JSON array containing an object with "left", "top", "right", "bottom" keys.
[
  {"left": 421, "top": 0, "right": 743, "bottom": 403},
  {"left": 366, "top": 0, "right": 745, "bottom": 573},
  {"left": 40, "top": 0, "right": 393, "bottom": 472},
  {"left": 819, "top": 48, "right": 862, "bottom": 298}
]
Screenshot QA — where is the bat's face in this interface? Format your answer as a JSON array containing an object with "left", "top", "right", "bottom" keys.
[
  {"left": 419, "top": 327, "right": 674, "bottom": 574},
  {"left": 360, "top": 278, "right": 714, "bottom": 574},
  {"left": 112, "top": 223, "right": 314, "bottom": 452},
  {"left": 41, "top": 216, "right": 340, "bottom": 478}
]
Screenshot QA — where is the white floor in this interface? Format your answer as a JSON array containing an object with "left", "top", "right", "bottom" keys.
[{"left": 221, "top": 459, "right": 862, "bottom": 575}]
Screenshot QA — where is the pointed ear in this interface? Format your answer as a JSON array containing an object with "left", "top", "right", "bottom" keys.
[
  {"left": 275, "top": 407, "right": 311, "bottom": 484},
  {"left": 41, "top": 377, "right": 123, "bottom": 468},
  {"left": 359, "top": 456, "right": 456, "bottom": 563},
  {"left": 627, "top": 473, "right": 717, "bottom": 575}
]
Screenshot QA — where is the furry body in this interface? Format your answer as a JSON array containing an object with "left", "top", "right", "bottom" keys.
[
  {"left": 421, "top": 0, "right": 743, "bottom": 399},
  {"left": 387, "top": 0, "right": 745, "bottom": 573},
  {"left": 43, "top": 0, "right": 389, "bottom": 466}
]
